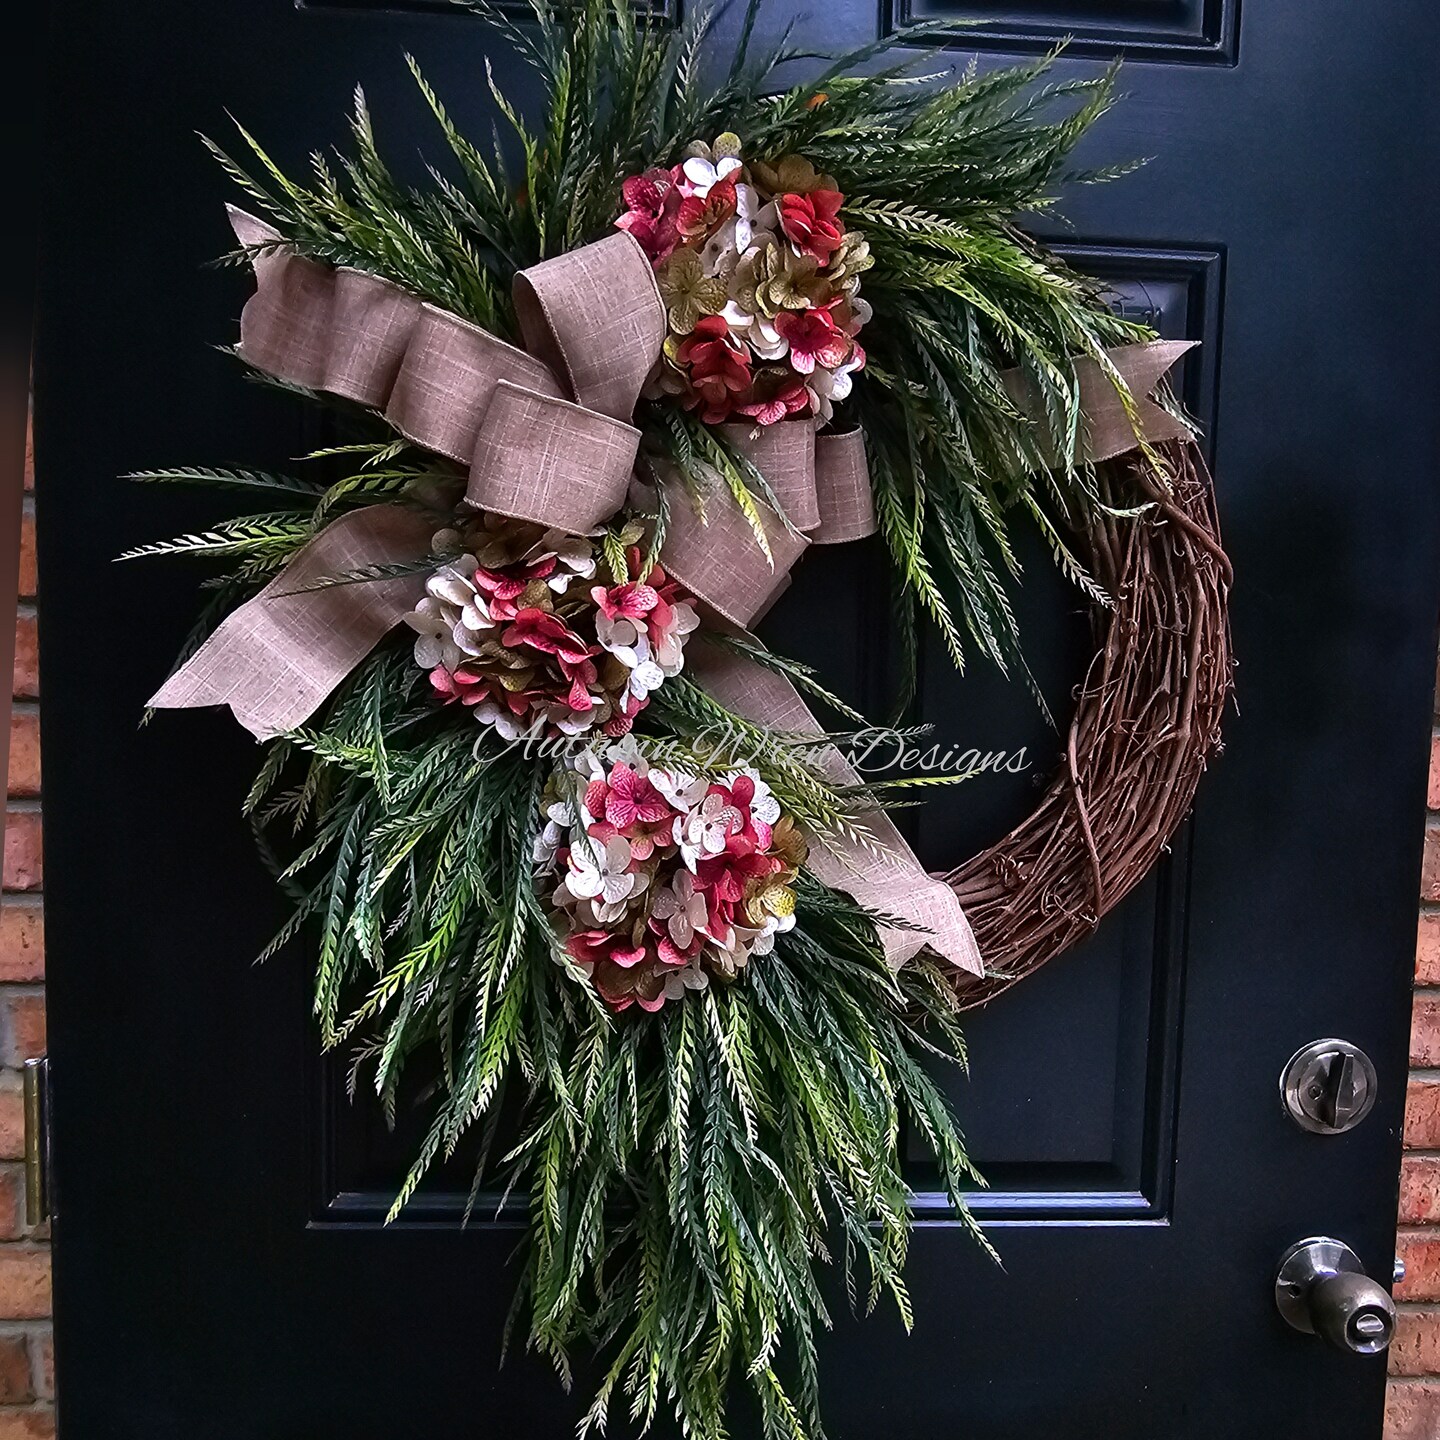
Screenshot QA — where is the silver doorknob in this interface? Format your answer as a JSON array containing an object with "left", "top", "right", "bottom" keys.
[{"left": 1275, "top": 1238, "right": 1396, "bottom": 1354}]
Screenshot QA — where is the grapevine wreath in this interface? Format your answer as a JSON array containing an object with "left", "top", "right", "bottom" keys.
[{"left": 131, "top": 3, "right": 1233, "bottom": 1435}]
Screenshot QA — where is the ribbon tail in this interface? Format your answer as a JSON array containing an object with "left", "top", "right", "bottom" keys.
[
  {"left": 810, "top": 427, "right": 876, "bottom": 545},
  {"left": 686, "top": 643, "right": 983, "bottom": 976},
  {"left": 148, "top": 506, "right": 435, "bottom": 741},
  {"left": 1003, "top": 339, "right": 1198, "bottom": 467},
  {"left": 1078, "top": 340, "right": 1197, "bottom": 463}
]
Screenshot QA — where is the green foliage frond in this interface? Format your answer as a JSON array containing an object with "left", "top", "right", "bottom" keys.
[
  {"left": 237, "top": 638, "right": 983, "bottom": 1440},
  {"left": 124, "top": 466, "right": 328, "bottom": 499},
  {"left": 115, "top": 514, "right": 315, "bottom": 562}
]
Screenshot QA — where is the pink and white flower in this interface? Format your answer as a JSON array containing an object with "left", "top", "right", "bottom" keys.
[
  {"left": 538, "top": 744, "right": 806, "bottom": 1013},
  {"left": 563, "top": 928, "right": 647, "bottom": 977},
  {"left": 591, "top": 761, "right": 671, "bottom": 830},
  {"left": 473, "top": 699, "right": 534, "bottom": 742},
  {"left": 650, "top": 766, "right": 709, "bottom": 812},
  {"left": 616, "top": 168, "right": 682, "bottom": 263},
  {"left": 403, "top": 563, "right": 498, "bottom": 668},
  {"left": 682, "top": 152, "right": 743, "bottom": 196},
  {"left": 618, "top": 139, "right": 869, "bottom": 426},
  {"left": 562, "top": 832, "right": 647, "bottom": 916},
  {"left": 533, "top": 794, "right": 577, "bottom": 864},
  {"left": 530, "top": 529, "right": 599, "bottom": 592},
  {"left": 650, "top": 601, "right": 699, "bottom": 674},
  {"left": 674, "top": 789, "right": 745, "bottom": 869},
  {"left": 773, "top": 308, "right": 852, "bottom": 377},
  {"left": 650, "top": 869, "right": 709, "bottom": 953},
  {"left": 406, "top": 518, "right": 699, "bottom": 742},
  {"left": 619, "top": 638, "right": 667, "bottom": 707},
  {"left": 720, "top": 303, "right": 788, "bottom": 361},
  {"left": 808, "top": 343, "right": 866, "bottom": 422}
]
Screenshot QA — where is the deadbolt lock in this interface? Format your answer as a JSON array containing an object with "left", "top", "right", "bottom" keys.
[{"left": 1280, "top": 1039, "right": 1377, "bottom": 1135}]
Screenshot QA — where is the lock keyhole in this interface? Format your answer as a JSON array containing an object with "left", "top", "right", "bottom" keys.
[{"left": 1311, "top": 1051, "right": 1359, "bottom": 1129}]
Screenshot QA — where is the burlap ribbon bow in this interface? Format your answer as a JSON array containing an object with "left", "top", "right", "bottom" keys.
[{"left": 150, "top": 208, "right": 1192, "bottom": 976}]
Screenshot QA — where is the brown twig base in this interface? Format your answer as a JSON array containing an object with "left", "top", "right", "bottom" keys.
[{"left": 947, "top": 438, "right": 1234, "bottom": 1009}]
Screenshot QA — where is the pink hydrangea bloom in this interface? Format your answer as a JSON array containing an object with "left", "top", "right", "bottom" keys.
[{"left": 773, "top": 308, "right": 852, "bottom": 376}]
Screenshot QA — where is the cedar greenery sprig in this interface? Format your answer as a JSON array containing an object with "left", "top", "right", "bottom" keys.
[
  {"left": 520, "top": 914, "right": 987, "bottom": 1440},
  {"left": 243, "top": 645, "right": 984, "bottom": 1440},
  {"left": 207, "top": 0, "right": 1161, "bottom": 692}
]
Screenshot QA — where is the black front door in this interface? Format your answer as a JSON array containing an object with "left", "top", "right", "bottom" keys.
[{"left": 35, "top": 0, "right": 1440, "bottom": 1435}]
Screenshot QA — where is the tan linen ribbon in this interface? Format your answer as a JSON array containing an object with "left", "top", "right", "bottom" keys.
[
  {"left": 1002, "top": 340, "right": 1197, "bottom": 465},
  {"left": 660, "top": 423, "right": 874, "bottom": 629},
  {"left": 687, "top": 643, "right": 982, "bottom": 974},
  {"left": 149, "top": 505, "right": 436, "bottom": 738},
  {"left": 227, "top": 207, "right": 649, "bottom": 533},
  {"left": 153, "top": 211, "right": 665, "bottom": 740}
]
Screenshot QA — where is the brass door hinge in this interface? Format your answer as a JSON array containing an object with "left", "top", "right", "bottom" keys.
[{"left": 22, "top": 1057, "right": 49, "bottom": 1229}]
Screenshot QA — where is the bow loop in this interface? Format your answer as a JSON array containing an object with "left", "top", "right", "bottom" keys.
[
  {"left": 384, "top": 305, "right": 564, "bottom": 466},
  {"left": 658, "top": 421, "right": 877, "bottom": 629},
  {"left": 466, "top": 381, "right": 638, "bottom": 532},
  {"left": 512, "top": 231, "right": 666, "bottom": 422}
]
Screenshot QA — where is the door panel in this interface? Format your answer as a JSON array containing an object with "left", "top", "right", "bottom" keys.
[
  {"left": 35, "top": 0, "right": 1440, "bottom": 1435},
  {"left": 888, "top": 0, "right": 1241, "bottom": 66}
]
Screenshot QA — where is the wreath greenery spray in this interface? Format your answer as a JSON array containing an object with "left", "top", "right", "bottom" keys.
[{"left": 128, "top": 3, "right": 1173, "bottom": 1434}]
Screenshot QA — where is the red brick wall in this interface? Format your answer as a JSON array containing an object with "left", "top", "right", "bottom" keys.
[
  {"left": 1387, "top": 674, "right": 1440, "bottom": 1436},
  {"left": 0, "top": 421, "right": 53, "bottom": 1436}
]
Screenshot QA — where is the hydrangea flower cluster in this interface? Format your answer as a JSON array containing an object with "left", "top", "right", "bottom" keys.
[
  {"left": 537, "top": 739, "right": 807, "bottom": 1012},
  {"left": 403, "top": 516, "right": 699, "bottom": 741},
  {"left": 616, "top": 135, "right": 872, "bottom": 426}
]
